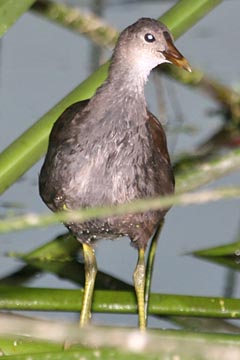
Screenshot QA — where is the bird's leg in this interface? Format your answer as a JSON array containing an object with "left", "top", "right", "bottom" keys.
[
  {"left": 80, "top": 243, "right": 98, "bottom": 327},
  {"left": 133, "top": 247, "right": 146, "bottom": 331},
  {"left": 145, "top": 222, "right": 164, "bottom": 327}
]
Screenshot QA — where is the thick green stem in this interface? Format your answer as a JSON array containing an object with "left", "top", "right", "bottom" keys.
[
  {"left": 160, "top": 0, "right": 222, "bottom": 38},
  {"left": 0, "top": 287, "right": 240, "bottom": 319},
  {"left": 0, "top": 0, "right": 35, "bottom": 37},
  {"left": 0, "top": 63, "right": 108, "bottom": 195}
]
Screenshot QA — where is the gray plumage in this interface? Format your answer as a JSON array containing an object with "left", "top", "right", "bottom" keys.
[{"left": 39, "top": 18, "right": 176, "bottom": 249}]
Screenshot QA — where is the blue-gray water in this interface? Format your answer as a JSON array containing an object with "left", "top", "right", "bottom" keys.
[{"left": 0, "top": 1, "right": 240, "bottom": 327}]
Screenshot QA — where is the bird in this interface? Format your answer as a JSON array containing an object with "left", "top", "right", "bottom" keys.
[{"left": 39, "top": 17, "right": 191, "bottom": 330}]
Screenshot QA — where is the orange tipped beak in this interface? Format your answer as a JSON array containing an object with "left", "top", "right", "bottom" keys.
[{"left": 163, "top": 37, "right": 191, "bottom": 72}]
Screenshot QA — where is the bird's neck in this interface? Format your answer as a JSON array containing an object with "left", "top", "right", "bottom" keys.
[
  {"left": 108, "top": 56, "right": 150, "bottom": 94},
  {"left": 91, "top": 66, "right": 149, "bottom": 126}
]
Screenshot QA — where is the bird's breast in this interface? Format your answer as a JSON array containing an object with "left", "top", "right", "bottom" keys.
[{"left": 68, "top": 126, "right": 157, "bottom": 207}]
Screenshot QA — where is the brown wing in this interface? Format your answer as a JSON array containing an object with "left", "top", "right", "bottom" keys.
[
  {"left": 39, "top": 99, "right": 90, "bottom": 210},
  {"left": 48, "top": 99, "right": 89, "bottom": 145},
  {"left": 147, "top": 109, "right": 175, "bottom": 191}
]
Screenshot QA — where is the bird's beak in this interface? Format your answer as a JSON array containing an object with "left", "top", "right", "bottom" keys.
[{"left": 163, "top": 37, "right": 191, "bottom": 72}]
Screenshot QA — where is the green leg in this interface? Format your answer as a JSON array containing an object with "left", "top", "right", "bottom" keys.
[
  {"left": 80, "top": 243, "right": 97, "bottom": 327},
  {"left": 133, "top": 248, "right": 146, "bottom": 331},
  {"left": 145, "top": 222, "right": 164, "bottom": 327}
]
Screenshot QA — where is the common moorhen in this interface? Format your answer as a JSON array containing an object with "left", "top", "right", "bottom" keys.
[{"left": 39, "top": 18, "right": 191, "bottom": 330}]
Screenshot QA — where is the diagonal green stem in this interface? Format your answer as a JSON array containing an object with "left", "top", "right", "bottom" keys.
[
  {"left": 0, "top": 0, "right": 35, "bottom": 37},
  {"left": 161, "top": 0, "right": 222, "bottom": 38},
  {"left": 0, "top": 63, "right": 109, "bottom": 194}
]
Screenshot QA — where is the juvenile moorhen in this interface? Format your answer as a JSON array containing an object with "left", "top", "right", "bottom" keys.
[{"left": 39, "top": 18, "right": 191, "bottom": 330}]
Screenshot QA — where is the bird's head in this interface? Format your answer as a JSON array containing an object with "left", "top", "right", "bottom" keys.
[{"left": 112, "top": 18, "right": 191, "bottom": 80}]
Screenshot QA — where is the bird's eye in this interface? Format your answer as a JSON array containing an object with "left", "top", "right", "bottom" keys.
[{"left": 144, "top": 33, "right": 155, "bottom": 43}]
